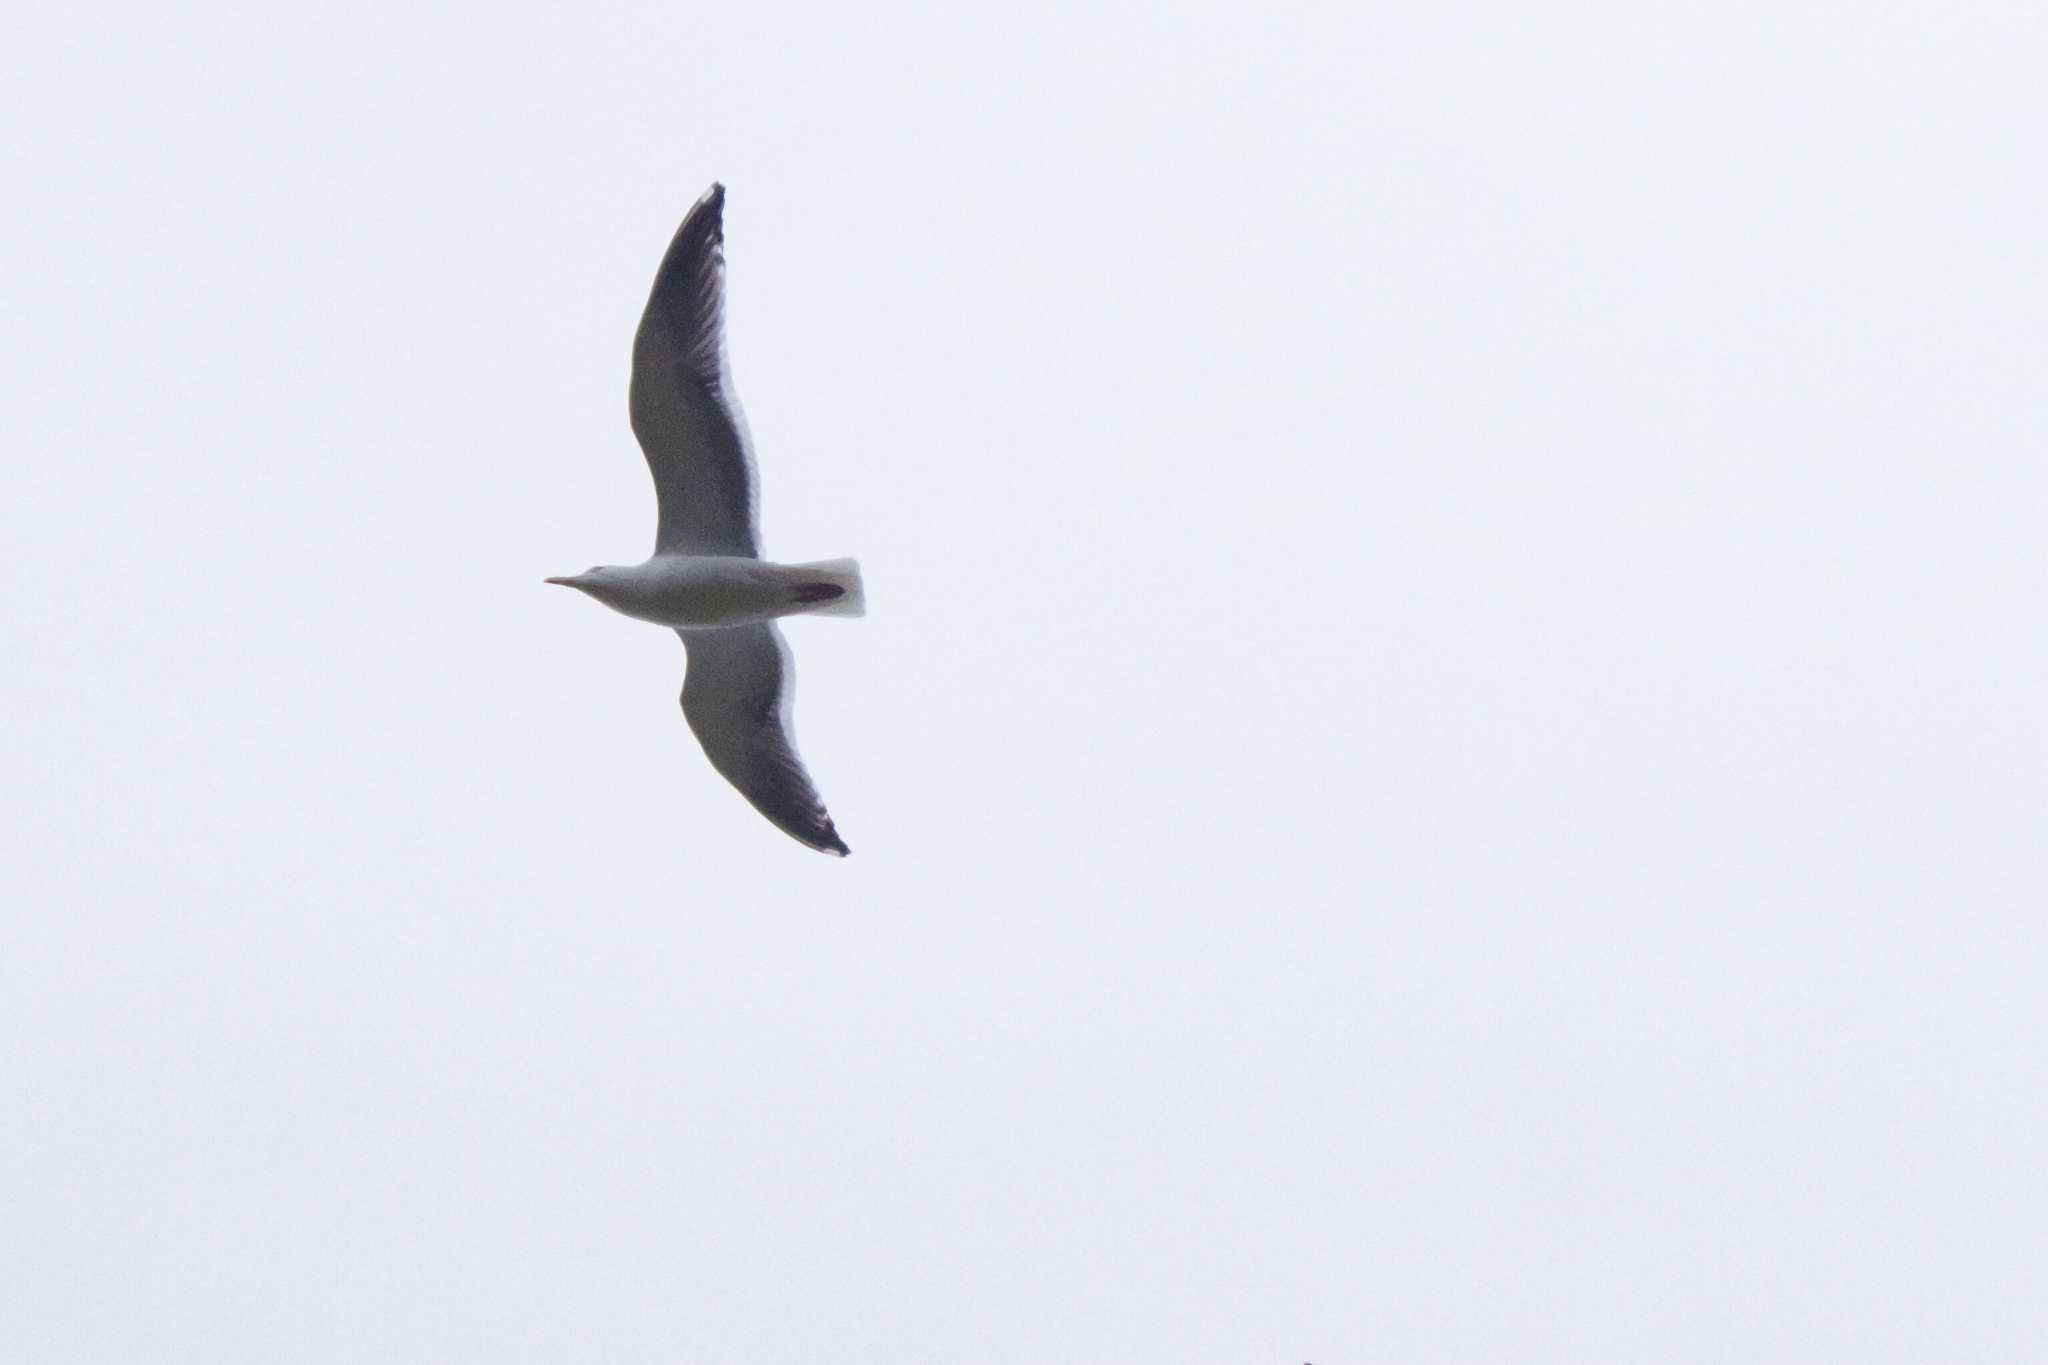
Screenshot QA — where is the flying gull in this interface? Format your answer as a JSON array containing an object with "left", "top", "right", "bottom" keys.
[{"left": 548, "top": 183, "right": 863, "bottom": 856}]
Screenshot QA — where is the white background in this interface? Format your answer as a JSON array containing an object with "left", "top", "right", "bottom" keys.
[{"left": 4, "top": 2, "right": 2043, "bottom": 1360}]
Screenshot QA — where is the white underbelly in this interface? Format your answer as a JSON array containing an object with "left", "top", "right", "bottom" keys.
[{"left": 624, "top": 557, "right": 799, "bottom": 628}]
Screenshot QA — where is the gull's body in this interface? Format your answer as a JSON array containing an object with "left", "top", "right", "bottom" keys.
[
  {"left": 548, "top": 183, "right": 863, "bottom": 856},
  {"left": 552, "top": 555, "right": 863, "bottom": 631}
]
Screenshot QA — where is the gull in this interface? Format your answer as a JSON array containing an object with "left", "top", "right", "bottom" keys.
[{"left": 548, "top": 183, "right": 863, "bottom": 856}]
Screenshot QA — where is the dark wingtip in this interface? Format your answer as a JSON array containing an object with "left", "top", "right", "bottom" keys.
[
  {"left": 792, "top": 812, "right": 849, "bottom": 857},
  {"left": 813, "top": 818, "right": 851, "bottom": 856}
]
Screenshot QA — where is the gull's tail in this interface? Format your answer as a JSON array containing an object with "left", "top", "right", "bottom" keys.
[{"left": 787, "top": 557, "right": 865, "bottom": 618}]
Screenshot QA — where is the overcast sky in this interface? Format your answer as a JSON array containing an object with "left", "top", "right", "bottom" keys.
[{"left": 4, "top": 1, "right": 2043, "bottom": 1361}]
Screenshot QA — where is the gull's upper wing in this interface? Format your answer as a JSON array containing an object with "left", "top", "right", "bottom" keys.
[
  {"left": 679, "top": 624, "right": 848, "bottom": 856},
  {"left": 630, "top": 183, "right": 760, "bottom": 558}
]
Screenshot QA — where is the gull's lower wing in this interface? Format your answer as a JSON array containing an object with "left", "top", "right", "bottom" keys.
[
  {"left": 630, "top": 183, "right": 761, "bottom": 558},
  {"left": 678, "top": 624, "right": 849, "bottom": 856}
]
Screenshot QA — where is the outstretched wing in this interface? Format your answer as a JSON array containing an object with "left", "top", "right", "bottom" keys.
[
  {"left": 678, "top": 625, "right": 848, "bottom": 856},
  {"left": 630, "top": 183, "right": 761, "bottom": 558}
]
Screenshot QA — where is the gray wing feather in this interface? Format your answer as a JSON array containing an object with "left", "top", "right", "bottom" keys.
[
  {"left": 679, "top": 625, "right": 849, "bottom": 856},
  {"left": 630, "top": 183, "right": 761, "bottom": 558}
]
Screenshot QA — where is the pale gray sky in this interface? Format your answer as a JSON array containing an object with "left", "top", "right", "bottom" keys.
[{"left": 4, "top": 1, "right": 2044, "bottom": 1361}]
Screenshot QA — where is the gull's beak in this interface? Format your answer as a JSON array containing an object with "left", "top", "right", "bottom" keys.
[{"left": 544, "top": 576, "right": 577, "bottom": 587}]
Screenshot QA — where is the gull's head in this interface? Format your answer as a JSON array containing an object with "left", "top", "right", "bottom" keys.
[{"left": 544, "top": 566, "right": 611, "bottom": 593}]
